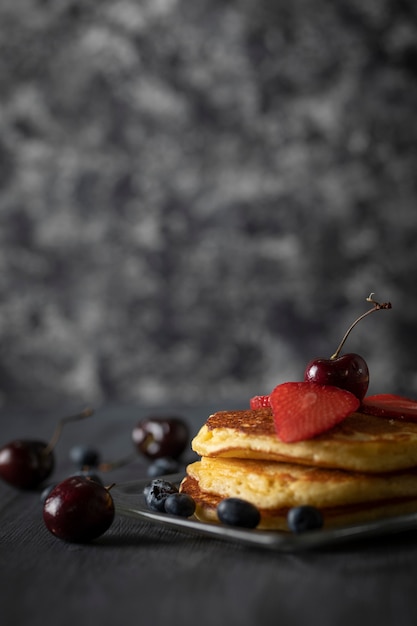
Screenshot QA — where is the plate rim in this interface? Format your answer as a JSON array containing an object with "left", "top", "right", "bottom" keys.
[{"left": 112, "top": 474, "right": 417, "bottom": 552}]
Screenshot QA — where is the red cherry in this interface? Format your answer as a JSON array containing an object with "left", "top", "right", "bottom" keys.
[
  {"left": 98, "top": 417, "right": 190, "bottom": 474},
  {"left": 304, "top": 294, "right": 391, "bottom": 401},
  {"left": 0, "top": 408, "right": 94, "bottom": 490},
  {"left": 43, "top": 475, "right": 115, "bottom": 543},
  {"left": 132, "top": 417, "right": 189, "bottom": 460},
  {"left": 304, "top": 353, "right": 369, "bottom": 401},
  {"left": 0, "top": 440, "right": 54, "bottom": 490}
]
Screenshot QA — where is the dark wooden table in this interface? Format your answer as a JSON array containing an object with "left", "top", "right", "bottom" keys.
[{"left": 1, "top": 404, "right": 417, "bottom": 626}]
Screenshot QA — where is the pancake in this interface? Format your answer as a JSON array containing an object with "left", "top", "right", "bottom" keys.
[
  {"left": 180, "top": 457, "right": 417, "bottom": 530},
  {"left": 191, "top": 408, "right": 417, "bottom": 473}
]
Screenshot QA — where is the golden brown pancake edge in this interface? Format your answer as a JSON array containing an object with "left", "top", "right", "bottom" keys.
[
  {"left": 192, "top": 409, "right": 417, "bottom": 473},
  {"left": 180, "top": 466, "right": 417, "bottom": 531}
]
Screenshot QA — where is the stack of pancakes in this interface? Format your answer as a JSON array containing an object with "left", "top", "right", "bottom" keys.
[{"left": 180, "top": 408, "right": 417, "bottom": 530}]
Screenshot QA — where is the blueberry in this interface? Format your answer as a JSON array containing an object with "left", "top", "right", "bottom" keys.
[
  {"left": 287, "top": 506, "right": 323, "bottom": 533},
  {"left": 69, "top": 445, "right": 101, "bottom": 469},
  {"left": 142, "top": 482, "right": 152, "bottom": 500},
  {"left": 146, "top": 457, "right": 181, "bottom": 478},
  {"left": 217, "top": 498, "right": 261, "bottom": 529},
  {"left": 164, "top": 493, "right": 196, "bottom": 518},
  {"left": 145, "top": 479, "right": 178, "bottom": 512}
]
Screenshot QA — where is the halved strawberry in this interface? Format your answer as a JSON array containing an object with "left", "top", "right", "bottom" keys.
[
  {"left": 250, "top": 395, "right": 271, "bottom": 409},
  {"left": 269, "top": 381, "right": 360, "bottom": 443},
  {"left": 359, "top": 394, "right": 417, "bottom": 421}
]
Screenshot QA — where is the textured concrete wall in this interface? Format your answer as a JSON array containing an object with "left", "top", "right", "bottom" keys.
[{"left": 1, "top": 0, "right": 417, "bottom": 410}]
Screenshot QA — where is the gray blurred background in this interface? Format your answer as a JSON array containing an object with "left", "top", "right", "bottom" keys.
[{"left": 1, "top": 0, "right": 417, "bottom": 412}]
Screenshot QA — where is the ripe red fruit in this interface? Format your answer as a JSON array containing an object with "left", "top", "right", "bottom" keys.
[
  {"left": 270, "top": 381, "right": 360, "bottom": 443},
  {"left": 0, "top": 440, "right": 54, "bottom": 490},
  {"left": 249, "top": 395, "right": 271, "bottom": 409},
  {"left": 303, "top": 295, "right": 391, "bottom": 401},
  {"left": 43, "top": 475, "right": 115, "bottom": 543},
  {"left": 132, "top": 417, "right": 189, "bottom": 459},
  {"left": 304, "top": 353, "right": 369, "bottom": 401},
  {"left": 0, "top": 408, "right": 93, "bottom": 490},
  {"left": 359, "top": 394, "right": 417, "bottom": 421}
]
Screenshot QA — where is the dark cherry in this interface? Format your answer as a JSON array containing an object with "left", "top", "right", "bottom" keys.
[
  {"left": 0, "top": 408, "right": 93, "bottom": 490},
  {"left": 98, "top": 417, "right": 189, "bottom": 473},
  {"left": 0, "top": 440, "right": 54, "bottom": 490},
  {"left": 304, "top": 353, "right": 369, "bottom": 401},
  {"left": 304, "top": 295, "right": 392, "bottom": 401},
  {"left": 43, "top": 475, "right": 115, "bottom": 543},
  {"left": 132, "top": 417, "right": 189, "bottom": 460}
]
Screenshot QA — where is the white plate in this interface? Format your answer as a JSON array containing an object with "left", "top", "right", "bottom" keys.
[{"left": 112, "top": 474, "right": 417, "bottom": 552}]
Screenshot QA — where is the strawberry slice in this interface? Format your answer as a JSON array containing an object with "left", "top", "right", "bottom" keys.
[
  {"left": 360, "top": 394, "right": 417, "bottom": 421},
  {"left": 250, "top": 395, "right": 271, "bottom": 409},
  {"left": 269, "top": 382, "right": 360, "bottom": 443}
]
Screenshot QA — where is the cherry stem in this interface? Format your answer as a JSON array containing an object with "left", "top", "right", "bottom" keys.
[
  {"left": 43, "top": 407, "right": 94, "bottom": 456},
  {"left": 330, "top": 294, "right": 392, "bottom": 360}
]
